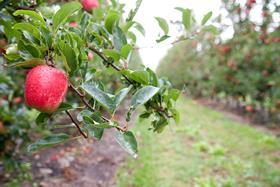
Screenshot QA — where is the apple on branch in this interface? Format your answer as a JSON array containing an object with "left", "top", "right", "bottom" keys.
[{"left": 24, "top": 65, "right": 68, "bottom": 114}]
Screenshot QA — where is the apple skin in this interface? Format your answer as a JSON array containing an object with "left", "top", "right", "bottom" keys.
[
  {"left": 24, "top": 65, "right": 68, "bottom": 114},
  {"left": 69, "top": 21, "right": 78, "bottom": 27},
  {"left": 87, "top": 52, "right": 93, "bottom": 61},
  {"left": 81, "top": 0, "right": 99, "bottom": 11}
]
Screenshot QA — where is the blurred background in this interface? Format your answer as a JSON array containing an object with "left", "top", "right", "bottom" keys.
[{"left": 0, "top": 0, "right": 280, "bottom": 186}]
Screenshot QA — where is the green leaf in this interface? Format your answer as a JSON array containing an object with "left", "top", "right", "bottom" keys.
[
  {"left": 103, "top": 49, "right": 120, "bottom": 62},
  {"left": 114, "top": 86, "right": 132, "bottom": 108},
  {"left": 27, "top": 133, "right": 70, "bottom": 152},
  {"left": 105, "top": 10, "right": 120, "bottom": 34},
  {"left": 170, "top": 108, "right": 180, "bottom": 124},
  {"left": 201, "top": 11, "right": 212, "bottom": 25},
  {"left": 56, "top": 103, "right": 73, "bottom": 112},
  {"left": 81, "top": 82, "right": 115, "bottom": 113},
  {"left": 126, "top": 0, "right": 142, "bottom": 22},
  {"left": 115, "top": 131, "right": 138, "bottom": 158},
  {"left": 120, "top": 44, "right": 132, "bottom": 59},
  {"left": 147, "top": 68, "right": 158, "bottom": 86},
  {"left": 131, "top": 86, "right": 160, "bottom": 110},
  {"left": 0, "top": 18, "right": 21, "bottom": 40},
  {"left": 176, "top": 8, "right": 192, "bottom": 30},
  {"left": 156, "top": 35, "right": 170, "bottom": 43},
  {"left": 35, "top": 113, "right": 50, "bottom": 125},
  {"left": 134, "top": 22, "right": 145, "bottom": 36},
  {"left": 58, "top": 41, "right": 77, "bottom": 75},
  {"left": 18, "top": 41, "right": 41, "bottom": 59},
  {"left": 127, "top": 31, "right": 136, "bottom": 43},
  {"left": 13, "top": 10, "right": 46, "bottom": 25},
  {"left": 155, "top": 17, "right": 169, "bottom": 35},
  {"left": 9, "top": 58, "right": 44, "bottom": 68},
  {"left": 122, "top": 21, "right": 135, "bottom": 33},
  {"left": 84, "top": 124, "right": 104, "bottom": 140},
  {"left": 13, "top": 22, "right": 40, "bottom": 40},
  {"left": 52, "top": 2, "right": 82, "bottom": 31},
  {"left": 131, "top": 71, "right": 149, "bottom": 84},
  {"left": 202, "top": 25, "right": 219, "bottom": 34},
  {"left": 113, "top": 26, "right": 127, "bottom": 51},
  {"left": 77, "top": 110, "right": 93, "bottom": 122},
  {"left": 168, "top": 88, "right": 181, "bottom": 101},
  {"left": 83, "top": 116, "right": 116, "bottom": 129}
]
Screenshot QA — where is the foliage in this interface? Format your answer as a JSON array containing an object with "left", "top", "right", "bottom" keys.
[
  {"left": 157, "top": 0, "right": 280, "bottom": 123},
  {"left": 0, "top": 0, "right": 206, "bottom": 184}
]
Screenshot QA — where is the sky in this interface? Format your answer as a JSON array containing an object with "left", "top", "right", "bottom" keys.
[
  {"left": 120, "top": 0, "right": 223, "bottom": 70},
  {"left": 120, "top": 0, "right": 280, "bottom": 70}
]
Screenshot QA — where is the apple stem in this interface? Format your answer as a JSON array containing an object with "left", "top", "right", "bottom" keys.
[{"left": 66, "top": 110, "right": 88, "bottom": 139}]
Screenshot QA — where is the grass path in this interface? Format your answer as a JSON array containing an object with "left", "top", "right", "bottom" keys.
[{"left": 116, "top": 97, "right": 280, "bottom": 187}]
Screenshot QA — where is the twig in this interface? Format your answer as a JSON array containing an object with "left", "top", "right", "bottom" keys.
[
  {"left": 88, "top": 46, "right": 173, "bottom": 120},
  {"left": 88, "top": 46, "right": 134, "bottom": 84},
  {"left": 66, "top": 110, "right": 88, "bottom": 139},
  {"left": 69, "top": 82, "right": 111, "bottom": 123}
]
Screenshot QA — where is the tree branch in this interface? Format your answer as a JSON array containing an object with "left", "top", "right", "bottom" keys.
[
  {"left": 66, "top": 110, "right": 88, "bottom": 139},
  {"left": 88, "top": 46, "right": 134, "bottom": 84}
]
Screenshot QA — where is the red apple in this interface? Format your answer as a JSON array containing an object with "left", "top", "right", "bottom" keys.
[
  {"left": 13, "top": 97, "right": 22, "bottom": 104},
  {"left": 69, "top": 21, "right": 78, "bottom": 27},
  {"left": 81, "top": 0, "right": 99, "bottom": 11},
  {"left": 245, "top": 105, "right": 254, "bottom": 113},
  {"left": 87, "top": 52, "right": 93, "bottom": 61},
  {"left": 24, "top": 65, "right": 68, "bottom": 113}
]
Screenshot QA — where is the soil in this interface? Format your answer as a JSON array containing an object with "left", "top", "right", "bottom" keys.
[
  {"left": 195, "top": 98, "right": 280, "bottom": 137},
  {"left": 26, "top": 111, "right": 131, "bottom": 187}
]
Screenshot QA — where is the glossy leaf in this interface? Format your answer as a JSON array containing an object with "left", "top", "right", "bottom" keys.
[
  {"left": 81, "top": 82, "right": 115, "bottom": 112},
  {"left": 84, "top": 124, "right": 104, "bottom": 140},
  {"left": 35, "top": 113, "right": 50, "bottom": 125},
  {"left": 121, "top": 44, "right": 132, "bottom": 59},
  {"left": 83, "top": 116, "right": 116, "bottom": 129},
  {"left": 115, "top": 131, "right": 138, "bottom": 158},
  {"left": 114, "top": 86, "right": 132, "bottom": 108},
  {"left": 131, "top": 86, "right": 160, "bottom": 110},
  {"left": 27, "top": 133, "right": 70, "bottom": 152},
  {"left": 9, "top": 58, "right": 44, "bottom": 68},
  {"left": 113, "top": 26, "right": 127, "bottom": 51},
  {"left": 103, "top": 49, "right": 120, "bottom": 62},
  {"left": 52, "top": 2, "right": 82, "bottom": 31},
  {"left": 58, "top": 41, "right": 77, "bottom": 75},
  {"left": 56, "top": 103, "right": 73, "bottom": 112},
  {"left": 13, "top": 22, "right": 40, "bottom": 40},
  {"left": 13, "top": 10, "right": 46, "bottom": 25},
  {"left": 105, "top": 10, "right": 120, "bottom": 34}
]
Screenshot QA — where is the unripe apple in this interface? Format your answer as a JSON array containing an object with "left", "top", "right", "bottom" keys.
[
  {"left": 81, "top": 0, "right": 99, "bottom": 11},
  {"left": 24, "top": 65, "right": 68, "bottom": 113},
  {"left": 87, "top": 52, "right": 93, "bottom": 61}
]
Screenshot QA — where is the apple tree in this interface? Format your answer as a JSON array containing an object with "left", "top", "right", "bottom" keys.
[{"left": 0, "top": 0, "right": 184, "bottom": 160}]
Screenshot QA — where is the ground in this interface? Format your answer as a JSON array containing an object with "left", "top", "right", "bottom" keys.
[
  {"left": 116, "top": 97, "right": 280, "bottom": 187},
  {"left": 19, "top": 97, "right": 280, "bottom": 186}
]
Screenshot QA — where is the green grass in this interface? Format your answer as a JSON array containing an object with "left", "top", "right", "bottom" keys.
[{"left": 116, "top": 97, "right": 280, "bottom": 187}]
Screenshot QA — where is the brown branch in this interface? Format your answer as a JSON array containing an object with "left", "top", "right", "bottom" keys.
[
  {"left": 66, "top": 110, "right": 88, "bottom": 139},
  {"left": 88, "top": 46, "right": 173, "bottom": 120},
  {"left": 88, "top": 46, "right": 134, "bottom": 84}
]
